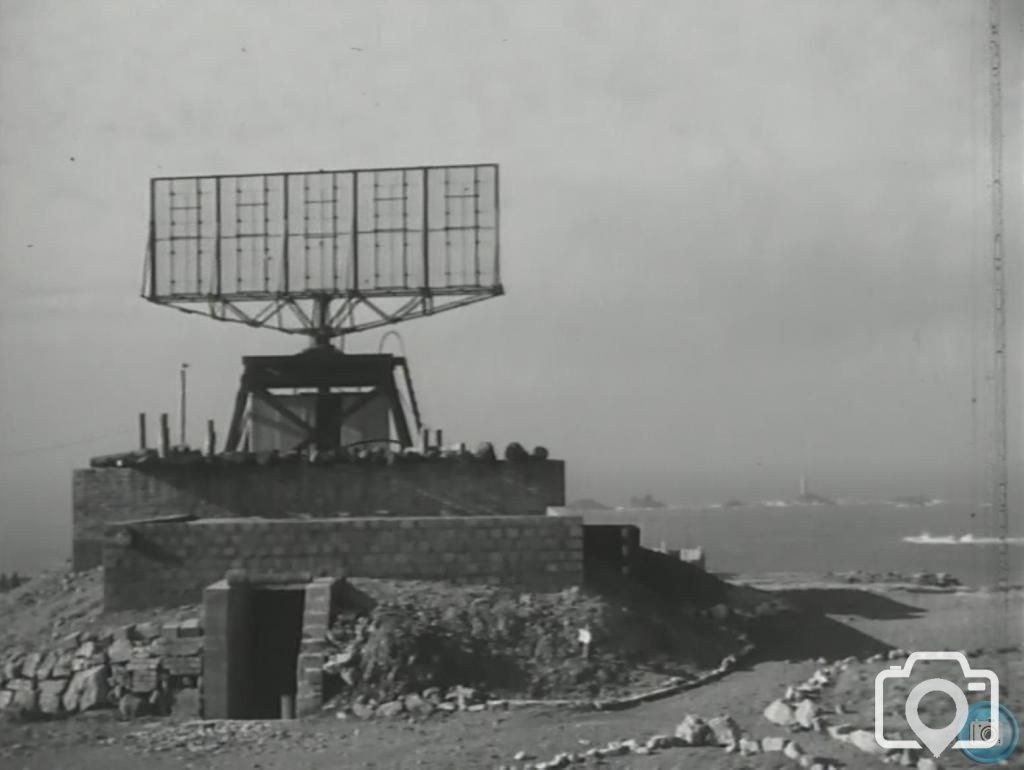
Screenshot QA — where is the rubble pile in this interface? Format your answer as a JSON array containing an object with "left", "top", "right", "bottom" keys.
[
  {"left": 320, "top": 579, "right": 745, "bottom": 705},
  {"left": 0, "top": 618, "right": 203, "bottom": 722}
]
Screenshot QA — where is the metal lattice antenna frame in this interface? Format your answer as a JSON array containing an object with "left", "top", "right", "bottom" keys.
[{"left": 141, "top": 164, "right": 502, "bottom": 344}]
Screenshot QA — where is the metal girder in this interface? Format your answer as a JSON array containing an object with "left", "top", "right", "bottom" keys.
[
  {"left": 144, "top": 289, "right": 502, "bottom": 339},
  {"left": 223, "top": 349, "right": 423, "bottom": 453}
]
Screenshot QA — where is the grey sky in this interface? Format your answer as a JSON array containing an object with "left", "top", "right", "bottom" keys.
[{"left": 1, "top": 0, "right": 1021, "bottom": 562}]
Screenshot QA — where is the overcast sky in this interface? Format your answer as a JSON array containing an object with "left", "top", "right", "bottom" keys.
[{"left": 1, "top": 0, "right": 1022, "bottom": 564}]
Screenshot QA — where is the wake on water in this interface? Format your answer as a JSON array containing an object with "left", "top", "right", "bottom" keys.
[{"left": 903, "top": 532, "right": 1024, "bottom": 546}]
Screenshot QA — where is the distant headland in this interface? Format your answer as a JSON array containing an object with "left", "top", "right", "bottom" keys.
[
  {"left": 628, "top": 494, "right": 666, "bottom": 509},
  {"left": 565, "top": 498, "right": 613, "bottom": 511}
]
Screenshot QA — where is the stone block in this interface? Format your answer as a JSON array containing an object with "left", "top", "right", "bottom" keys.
[
  {"left": 167, "top": 638, "right": 203, "bottom": 657},
  {"left": 171, "top": 687, "right": 200, "bottom": 718},
  {"left": 165, "top": 656, "right": 202, "bottom": 676},
  {"left": 38, "top": 679, "right": 68, "bottom": 715},
  {"left": 130, "top": 669, "right": 159, "bottom": 693}
]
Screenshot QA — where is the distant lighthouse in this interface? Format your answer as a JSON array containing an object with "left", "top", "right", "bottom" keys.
[{"left": 799, "top": 472, "right": 808, "bottom": 497}]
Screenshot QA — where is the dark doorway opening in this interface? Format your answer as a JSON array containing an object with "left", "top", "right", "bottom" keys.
[{"left": 246, "top": 586, "right": 305, "bottom": 719}]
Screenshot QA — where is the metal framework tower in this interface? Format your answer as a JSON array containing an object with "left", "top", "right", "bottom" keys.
[{"left": 142, "top": 163, "right": 502, "bottom": 453}]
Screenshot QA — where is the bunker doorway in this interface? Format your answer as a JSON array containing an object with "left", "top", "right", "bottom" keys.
[
  {"left": 247, "top": 586, "right": 306, "bottom": 719},
  {"left": 202, "top": 579, "right": 310, "bottom": 719}
]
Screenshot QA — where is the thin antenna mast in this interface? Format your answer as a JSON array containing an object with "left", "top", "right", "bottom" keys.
[{"left": 987, "top": 0, "right": 1010, "bottom": 632}]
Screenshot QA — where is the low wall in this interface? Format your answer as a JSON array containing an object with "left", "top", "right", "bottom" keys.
[
  {"left": 103, "top": 515, "right": 584, "bottom": 611},
  {"left": 583, "top": 524, "right": 641, "bottom": 577},
  {"left": 73, "top": 460, "right": 565, "bottom": 570}
]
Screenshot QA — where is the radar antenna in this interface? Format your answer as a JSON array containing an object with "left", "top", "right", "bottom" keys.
[{"left": 142, "top": 163, "right": 502, "bottom": 453}]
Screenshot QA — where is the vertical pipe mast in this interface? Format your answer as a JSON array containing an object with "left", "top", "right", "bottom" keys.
[{"left": 987, "top": 0, "right": 1010, "bottom": 639}]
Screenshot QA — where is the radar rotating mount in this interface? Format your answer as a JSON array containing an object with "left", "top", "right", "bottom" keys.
[{"left": 142, "top": 164, "right": 502, "bottom": 454}]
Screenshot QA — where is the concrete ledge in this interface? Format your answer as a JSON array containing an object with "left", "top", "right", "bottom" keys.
[
  {"left": 74, "top": 461, "right": 566, "bottom": 570},
  {"left": 104, "top": 515, "right": 584, "bottom": 611}
]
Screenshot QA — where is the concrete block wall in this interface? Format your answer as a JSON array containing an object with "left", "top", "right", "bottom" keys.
[
  {"left": 200, "top": 579, "right": 251, "bottom": 719},
  {"left": 74, "top": 461, "right": 566, "bottom": 569},
  {"left": 104, "top": 515, "right": 584, "bottom": 611},
  {"left": 295, "top": 578, "right": 341, "bottom": 716}
]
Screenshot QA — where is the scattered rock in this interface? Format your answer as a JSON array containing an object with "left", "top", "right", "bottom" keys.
[
  {"left": 708, "top": 714, "right": 742, "bottom": 746},
  {"left": 848, "top": 728, "right": 887, "bottom": 755},
  {"left": 376, "top": 700, "right": 405, "bottom": 718},
  {"left": 739, "top": 736, "right": 761, "bottom": 754},
  {"left": 645, "top": 734, "right": 674, "bottom": 750},
  {"left": 810, "top": 668, "right": 832, "bottom": 686},
  {"left": 783, "top": 740, "right": 804, "bottom": 759},
  {"left": 403, "top": 693, "right": 434, "bottom": 716},
  {"left": 351, "top": 701, "right": 376, "bottom": 719},
  {"left": 762, "top": 736, "right": 787, "bottom": 752},
  {"left": 917, "top": 758, "right": 940, "bottom": 770},
  {"left": 603, "top": 741, "right": 629, "bottom": 756},
  {"left": 827, "top": 723, "right": 855, "bottom": 741},
  {"left": 764, "top": 698, "right": 797, "bottom": 726},
  {"left": 513, "top": 750, "right": 533, "bottom": 761},
  {"left": 674, "top": 714, "right": 713, "bottom": 746},
  {"left": 794, "top": 699, "right": 819, "bottom": 728}
]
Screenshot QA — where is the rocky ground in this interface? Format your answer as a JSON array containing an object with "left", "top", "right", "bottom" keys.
[{"left": 1, "top": 573, "right": 1021, "bottom": 769}]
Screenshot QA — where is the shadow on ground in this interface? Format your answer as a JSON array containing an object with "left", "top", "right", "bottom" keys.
[
  {"left": 615, "top": 548, "right": 918, "bottom": 665},
  {"left": 745, "top": 611, "right": 892, "bottom": 663},
  {"left": 772, "top": 588, "right": 925, "bottom": 620}
]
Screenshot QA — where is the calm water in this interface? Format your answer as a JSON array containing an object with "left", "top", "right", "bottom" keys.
[{"left": 572, "top": 502, "right": 1024, "bottom": 588}]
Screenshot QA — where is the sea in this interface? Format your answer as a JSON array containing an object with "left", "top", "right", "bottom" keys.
[{"left": 565, "top": 500, "right": 1024, "bottom": 588}]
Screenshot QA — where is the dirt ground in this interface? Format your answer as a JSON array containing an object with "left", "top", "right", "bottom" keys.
[{"left": 2, "top": 579, "right": 1021, "bottom": 770}]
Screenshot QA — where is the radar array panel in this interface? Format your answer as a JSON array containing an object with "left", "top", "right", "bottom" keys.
[{"left": 143, "top": 164, "right": 501, "bottom": 339}]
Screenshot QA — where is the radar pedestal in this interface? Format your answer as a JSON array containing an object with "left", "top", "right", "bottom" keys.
[
  {"left": 223, "top": 346, "right": 421, "bottom": 453},
  {"left": 142, "top": 164, "right": 501, "bottom": 452}
]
